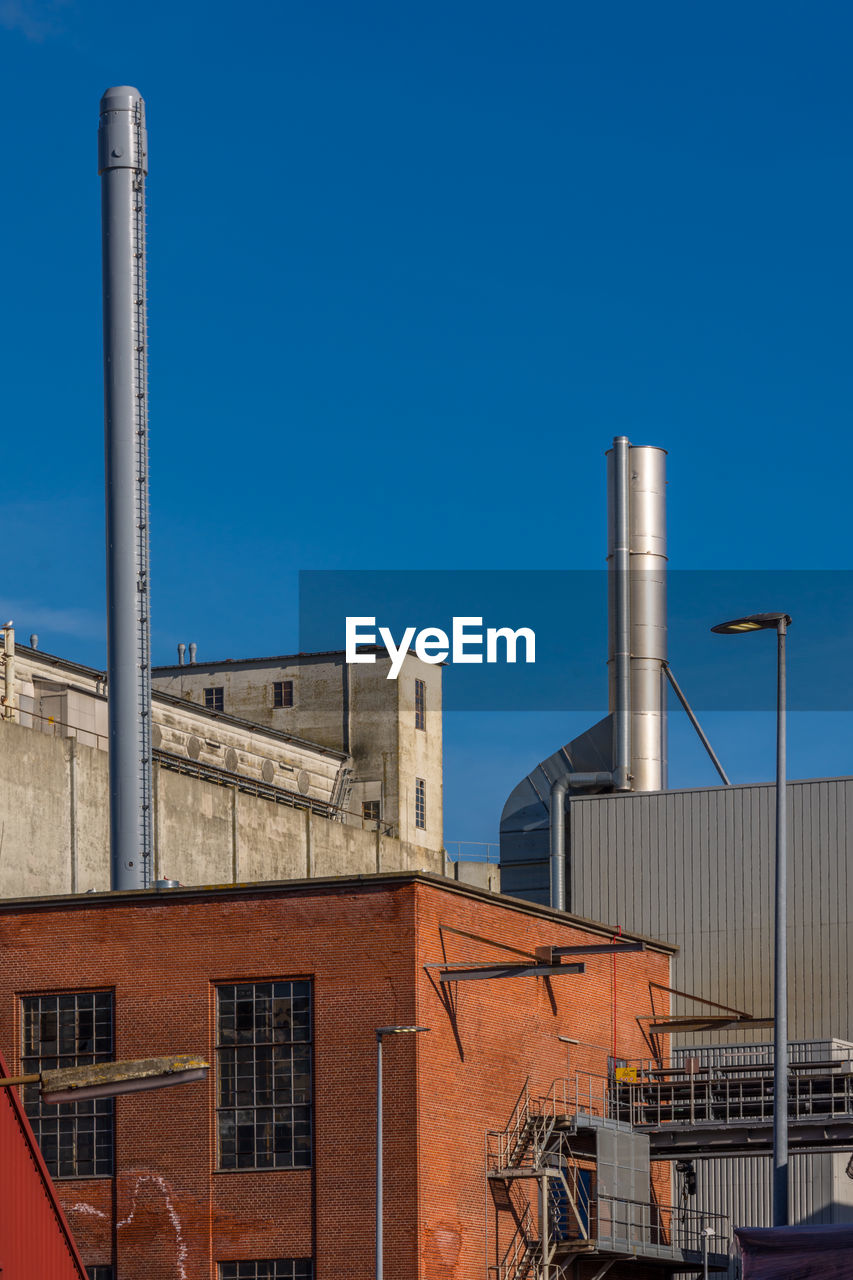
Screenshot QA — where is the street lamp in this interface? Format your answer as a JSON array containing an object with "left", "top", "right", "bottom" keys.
[
  {"left": 0, "top": 1054, "right": 209, "bottom": 1104},
  {"left": 701, "top": 1223, "right": 716, "bottom": 1280},
  {"left": 712, "top": 611, "right": 791, "bottom": 1226},
  {"left": 375, "top": 1026, "right": 429, "bottom": 1280}
]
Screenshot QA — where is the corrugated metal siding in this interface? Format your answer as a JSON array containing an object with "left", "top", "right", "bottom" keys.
[
  {"left": 0, "top": 1050, "right": 87, "bottom": 1277},
  {"left": 568, "top": 778, "right": 853, "bottom": 1045},
  {"left": 692, "top": 1154, "right": 837, "bottom": 1279}
]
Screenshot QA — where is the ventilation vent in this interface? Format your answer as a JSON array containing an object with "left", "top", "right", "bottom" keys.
[
  {"left": 224, "top": 747, "right": 238, "bottom": 772},
  {"left": 297, "top": 769, "right": 310, "bottom": 795},
  {"left": 186, "top": 736, "right": 201, "bottom": 761},
  {"left": 261, "top": 759, "right": 275, "bottom": 784}
]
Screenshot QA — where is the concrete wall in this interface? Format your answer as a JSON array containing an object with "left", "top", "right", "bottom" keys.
[{"left": 0, "top": 718, "right": 445, "bottom": 896}]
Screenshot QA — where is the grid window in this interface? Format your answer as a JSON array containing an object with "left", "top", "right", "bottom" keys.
[
  {"left": 205, "top": 686, "right": 224, "bottom": 712},
  {"left": 273, "top": 680, "right": 294, "bottom": 708},
  {"left": 22, "top": 992, "right": 114, "bottom": 1179},
  {"left": 87, "top": 1268, "right": 115, "bottom": 1280},
  {"left": 414, "top": 678, "right": 426, "bottom": 731},
  {"left": 217, "top": 982, "right": 312, "bottom": 1170},
  {"left": 362, "top": 800, "right": 380, "bottom": 823},
  {"left": 415, "top": 778, "right": 426, "bottom": 830},
  {"left": 219, "top": 1263, "right": 312, "bottom": 1280}
]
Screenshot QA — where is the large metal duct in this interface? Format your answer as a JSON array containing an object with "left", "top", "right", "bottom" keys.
[{"left": 99, "top": 87, "right": 152, "bottom": 890}]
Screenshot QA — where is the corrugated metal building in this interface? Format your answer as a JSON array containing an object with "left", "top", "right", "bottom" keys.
[{"left": 503, "top": 776, "right": 853, "bottom": 1042}]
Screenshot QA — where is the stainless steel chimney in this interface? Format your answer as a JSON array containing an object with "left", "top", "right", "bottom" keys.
[{"left": 607, "top": 439, "right": 668, "bottom": 792}]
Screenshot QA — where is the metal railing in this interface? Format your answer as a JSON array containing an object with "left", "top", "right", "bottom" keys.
[
  {"left": 564, "top": 1064, "right": 853, "bottom": 1129},
  {"left": 593, "top": 1195, "right": 727, "bottom": 1259},
  {"left": 445, "top": 840, "right": 500, "bottom": 863},
  {"left": 491, "top": 1200, "right": 537, "bottom": 1280}
]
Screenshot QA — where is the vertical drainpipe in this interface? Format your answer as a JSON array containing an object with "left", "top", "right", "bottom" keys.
[
  {"left": 549, "top": 777, "right": 567, "bottom": 910},
  {"left": 99, "top": 87, "right": 152, "bottom": 890},
  {"left": 607, "top": 437, "right": 632, "bottom": 791},
  {"left": 2, "top": 624, "right": 15, "bottom": 722}
]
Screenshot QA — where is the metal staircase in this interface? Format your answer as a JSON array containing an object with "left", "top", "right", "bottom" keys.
[{"left": 486, "top": 1077, "right": 729, "bottom": 1279}]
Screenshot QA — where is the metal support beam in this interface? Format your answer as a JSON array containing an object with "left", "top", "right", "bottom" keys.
[
  {"left": 535, "top": 942, "right": 645, "bottom": 961},
  {"left": 432, "top": 962, "right": 585, "bottom": 984}
]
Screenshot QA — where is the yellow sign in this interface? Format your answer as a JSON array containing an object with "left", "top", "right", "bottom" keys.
[{"left": 614, "top": 1066, "right": 638, "bottom": 1083}]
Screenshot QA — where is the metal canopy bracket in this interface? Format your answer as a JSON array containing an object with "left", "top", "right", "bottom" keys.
[
  {"left": 535, "top": 942, "right": 645, "bottom": 962},
  {"left": 429, "top": 961, "right": 586, "bottom": 984}
]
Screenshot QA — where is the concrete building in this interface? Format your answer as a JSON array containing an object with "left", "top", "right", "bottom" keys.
[
  {"left": 0, "top": 870, "right": 735, "bottom": 1280},
  {"left": 152, "top": 647, "right": 444, "bottom": 856},
  {"left": 0, "top": 637, "right": 465, "bottom": 896}
]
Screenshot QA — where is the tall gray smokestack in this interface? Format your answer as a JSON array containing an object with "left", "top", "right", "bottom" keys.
[
  {"left": 607, "top": 439, "right": 667, "bottom": 792},
  {"left": 99, "top": 87, "right": 152, "bottom": 890}
]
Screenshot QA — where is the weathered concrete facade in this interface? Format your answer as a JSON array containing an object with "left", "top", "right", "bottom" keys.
[
  {"left": 152, "top": 648, "right": 444, "bottom": 853},
  {"left": 0, "top": 640, "right": 468, "bottom": 896},
  {"left": 0, "top": 715, "right": 447, "bottom": 896}
]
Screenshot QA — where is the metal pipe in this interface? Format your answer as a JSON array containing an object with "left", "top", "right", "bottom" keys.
[
  {"left": 773, "top": 617, "right": 788, "bottom": 1226},
  {"left": 376, "top": 1031, "right": 383, "bottom": 1280},
  {"left": 2, "top": 623, "right": 15, "bottom": 722},
  {"left": 99, "top": 86, "right": 152, "bottom": 890},
  {"left": 607, "top": 438, "right": 632, "bottom": 790},
  {"left": 662, "top": 663, "right": 731, "bottom": 785},
  {"left": 549, "top": 772, "right": 612, "bottom": 910},
  {"left": 549, "top": 778, "right": 567, "bottom": 911}
]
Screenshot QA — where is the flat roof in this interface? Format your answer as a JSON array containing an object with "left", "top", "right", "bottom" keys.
[
  {"left": 0, "top": 870, "right": 677, "bottom": 954},
  {"left": 152, "top": 645, "right": 432, "bottom": 673}
]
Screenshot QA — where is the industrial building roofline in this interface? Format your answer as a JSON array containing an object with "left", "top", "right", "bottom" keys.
[
  {"left": 153, "top": 690, "right": 349, "bottom": 761},
  {"left": 8, "top": 643, "right": 350, "bottom": 760},
  {"left": 153, "top": 645, "right": 422, "bottom": 673},
  {"left": 0, "top": 871, "right": 677, "bottom": 954}
]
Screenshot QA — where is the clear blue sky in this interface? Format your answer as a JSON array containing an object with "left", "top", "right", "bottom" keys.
[{"left": 2, "top": 0, "right": 852, "bottom": 844}]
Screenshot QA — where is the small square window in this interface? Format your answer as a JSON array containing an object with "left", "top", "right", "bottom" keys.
[
  {"left": 414, "top": 679, "right": 426, "bottom": 731},
  {"left": 362, "top": 800, "right": 380, "bottom": 823},
  {"left": 204, "top": 687, "right": 224, "bottom": 712},
  {"left": 415, "top": 778, "right": 426, "bottom": 830},
  {"left": 273, "top": 681, "right": 294, "bottom": 708}
]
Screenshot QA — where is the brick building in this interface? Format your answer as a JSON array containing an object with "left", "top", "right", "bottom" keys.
[{"left": 0, "top": 871, "right": 702, "bottom": 1280}]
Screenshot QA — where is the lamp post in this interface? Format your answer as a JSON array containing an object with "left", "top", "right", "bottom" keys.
[
  {"left": 375, "top": 1025, "right": 429, "bottom": 1280},
  {"left": 712, "top": 611, "right": 791, "bottom": 1226},
  {"left": 0, "top": 1054, "right": 209, "bottom": 1103}
]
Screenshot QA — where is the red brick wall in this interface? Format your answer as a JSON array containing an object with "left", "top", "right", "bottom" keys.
[
  {"left": 0, "top": 878, "right": 672, "bottom": 1280},
  {"left": 412, "top": 882, "right": 671, "bottom": 1280}
]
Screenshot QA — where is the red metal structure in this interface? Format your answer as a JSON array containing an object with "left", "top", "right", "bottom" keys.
[{"left": 0, "top": 1048, "right": 87, "bottom": 1278}]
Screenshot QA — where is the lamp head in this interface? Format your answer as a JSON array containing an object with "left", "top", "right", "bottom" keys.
[
  {"left": 711, "top": 612, "right": 791, "bottom": 635},
  {"left": 376, "top": 1025, "right": 430, "bottom": 1039}
]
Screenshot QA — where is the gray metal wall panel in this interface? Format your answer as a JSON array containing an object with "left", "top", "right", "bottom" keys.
[
  {"left": 567, "top": 778, "right": 853, "bottom": 1045},
  {"left": 691, "top": 1153, "right": 835, "bottom": 1278}
]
